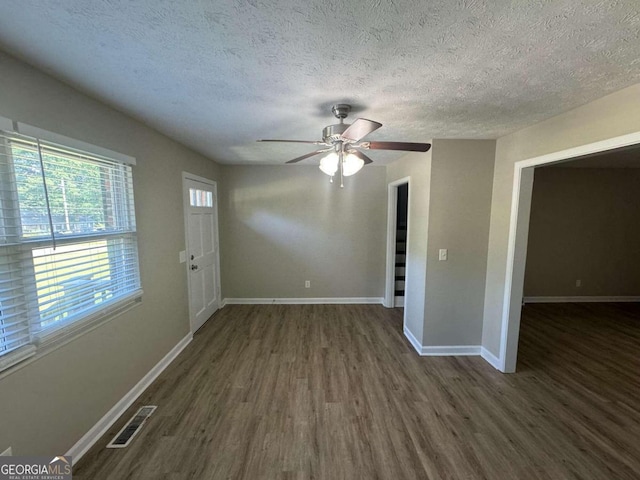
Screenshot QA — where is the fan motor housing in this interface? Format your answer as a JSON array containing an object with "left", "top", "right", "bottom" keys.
[{"left": 322, "top": 123, "right": 349, "bottom": 143}]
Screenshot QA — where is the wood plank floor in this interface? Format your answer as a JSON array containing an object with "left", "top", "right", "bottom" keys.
[{"left": 74, "top": 303, "right": 640, "bottom": 479}]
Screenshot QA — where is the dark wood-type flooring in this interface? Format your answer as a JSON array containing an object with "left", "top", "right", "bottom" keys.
[{"left": 74, "top": 303, "right": 640, "bottom": 479}]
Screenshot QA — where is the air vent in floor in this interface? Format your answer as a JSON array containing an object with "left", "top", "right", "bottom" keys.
[{"left": 106, "top": 406, "right": 157, "bottom": 449}]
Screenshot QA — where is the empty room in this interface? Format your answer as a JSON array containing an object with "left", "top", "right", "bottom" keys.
[{"left": 0, "top": 2, "right": 639, "bottom": 479}]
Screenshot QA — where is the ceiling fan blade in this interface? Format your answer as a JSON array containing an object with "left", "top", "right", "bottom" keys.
[
  {"left": 258, "top": 139, "right": 326, "bottom": 145},
  {"left": 348, "top": 149, "right": 374, "bottom": 165},
  {"left": 285, "top": 148, "right": 332, "bottom": 164},
  {"left": 340, "top": 118, "right": 383, "bottom": 142},
  {"left": 362, "top": 141, "right": 431, "bottom": 152}
]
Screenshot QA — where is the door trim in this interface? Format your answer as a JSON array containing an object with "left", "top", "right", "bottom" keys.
[
  {"left": 182, "top": 172, "right": 221, "bottom": 334},
  {"left": 499, "top": 130, "right": 640, "bottom": 373}
]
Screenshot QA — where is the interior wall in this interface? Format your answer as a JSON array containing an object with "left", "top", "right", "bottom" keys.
[
  {"left": 386, "top": 151, "right": 432, "bottom": 342},
  {"left": 482, "top": 83, "right": 640, "bottom": 357},
  {"left": 524, "top": 167, "right": 640, "bottom": 297},
  {"left": 219, "top": 165, "right": 387, "bottom": 299},
  {"left": 423, "top": 140, "right": 495, "bottom": 346},
  {"left": 0, "top": 51, "right": 220, "bottom": 455}
]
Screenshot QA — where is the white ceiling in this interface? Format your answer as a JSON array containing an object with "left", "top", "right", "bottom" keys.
[{"left": 0, "top": 1, "right": 639, "bottom": 165}]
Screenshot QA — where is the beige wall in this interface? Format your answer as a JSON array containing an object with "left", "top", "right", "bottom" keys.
[
  {"left": 482, "top": 83, "right": 640, "bottom": 356},
  {"left": 524, "top": 167, "right": 640, "bottom": 297},
  {"left": 219, "top": 165, "right": 387, "bottom": 299},
  {"left": 0, "top": 51, "right": 220, "bottom": 455},
  {"left": 385, "top": 140, "right": 495, "bottom": 347},
  {"left": 424, "top": 140, "right": 495, "bottom": 346},
  {"left": 386, "top": 151, "right": 432, "bottom": 341}
]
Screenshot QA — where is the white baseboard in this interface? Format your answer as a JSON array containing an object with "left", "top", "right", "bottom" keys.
[
  {"left": 481, "top": 347, "right": 503, "bottom": 370},
  {"left": 403, "top": 327, "right": 481, "bottom": 356},
  {"left": 420, "top": 345, "right": 481, "bottom": 356},
  {"left": 523, "top": 296, "right": 640, "bottom": 304},
  {"left": 403, "top": 326, "right": 423, "bottom": 354},
  {"left": 66, "top": 333, "right": 193, "bottom": 465},
  {"left": 222, "top": 297, "right": 384, "bottom": 305}
]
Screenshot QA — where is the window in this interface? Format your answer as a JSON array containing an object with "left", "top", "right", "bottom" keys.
[
  {"left": 0, "top": 127, "right": 141, "bottom": 372},
  {"left": 189, "top": 188, "right": 213, "bottom": 207}
]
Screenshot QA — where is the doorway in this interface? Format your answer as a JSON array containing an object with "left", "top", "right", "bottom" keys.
[
  {"left": 499, "top": 132, "right": 640, "bottom": 372},
  {"left": 394, "top": 184, "right": 408, "bottom": 307},
  {"left": 182, "top": 173, "right": 221, "bottom": 333},
  {"left": 385, "top": 177, "right": 410, "bottom": 310}
]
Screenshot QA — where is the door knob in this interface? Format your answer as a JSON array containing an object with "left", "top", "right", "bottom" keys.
[
  {"left": 191, "top": 264, "right": 198, "bottom": 270},
  {"left": 190, "top": 254, "right": 194, "bottom": 260}
]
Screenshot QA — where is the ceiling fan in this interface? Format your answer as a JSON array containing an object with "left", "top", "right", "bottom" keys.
[{"left": 258, "top": 104, "right": 431, "bottom": 186}]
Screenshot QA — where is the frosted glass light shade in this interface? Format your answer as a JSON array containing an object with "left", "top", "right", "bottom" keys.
[
  {"left": 319, "top": 152, "right": 339, "bottom": 175},
  {"left": 342, "top": 153, "right": 365, "bottom": 176}
]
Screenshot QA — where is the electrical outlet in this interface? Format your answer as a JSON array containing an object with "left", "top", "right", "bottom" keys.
[
  {"left": 305, "top": 280, "right": 311, "bottom": 288},
  {"left": 576, "top": 279, "right": 581, "bottom": 287},
  {"left": 1, "top": 447, "right": 12, "bottom": 456}
]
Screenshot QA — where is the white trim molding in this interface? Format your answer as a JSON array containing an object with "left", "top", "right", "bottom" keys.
[
  {"left": 0, "top": 294, "right": 143, "bottom": 381},
  {"left": 0, "top": 115, "right": 136, "bottom": 165},
  {"left": 66, "top": 333, "right": 192, "bottom": 465},
  {"left": 403, "top": 327, "right": 481, "bottom": 356},
  {"left": 481, "top": 347, "right": 502, "bottom": 370},
  {"left": 524, "top": 296, "right": 640, "bottom": 303},
  {"left": 403, "top": 326, "right": 423, "bottom": 354},
  {"left": 223, "top": 297, "right": 384, "bottom": 305},
  {"left": 420, "top": 345, "right": 481, "bottom": 356}
]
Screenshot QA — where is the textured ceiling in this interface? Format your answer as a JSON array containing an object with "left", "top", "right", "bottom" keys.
[{"left": 0, "top": 1, "right": 639, "bottom": 165}]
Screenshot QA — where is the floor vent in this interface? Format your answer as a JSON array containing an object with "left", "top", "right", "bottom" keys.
[{"left": 106, "top": 406, "right": 157, "bottom": 449}]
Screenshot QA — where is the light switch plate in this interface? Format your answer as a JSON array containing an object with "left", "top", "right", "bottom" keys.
[
  {"left": 438, "top": 249, "right": 448, "bottom": 261},
  {"left": 179, "top": 251, "right": 186, "bottom": 263}
]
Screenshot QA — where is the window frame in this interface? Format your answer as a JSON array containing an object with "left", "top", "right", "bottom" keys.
[{"left": 0, "top": 118, "right": 143, "bottom": 375}]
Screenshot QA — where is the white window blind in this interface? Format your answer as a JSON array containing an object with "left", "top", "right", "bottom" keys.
[{"left": 0, "top": 128, "right": 141, "bottom": 371}]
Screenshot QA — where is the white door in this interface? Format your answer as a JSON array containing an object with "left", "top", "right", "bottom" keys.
[{"left": 183, "top": 175, "right": 220, "bottom": 333}]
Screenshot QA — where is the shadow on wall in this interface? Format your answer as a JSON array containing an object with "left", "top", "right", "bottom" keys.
[
  {"left": 220, "top": 165, "right": 387, "bottom": 298},
  {"left": 524, "top": 166, "right": 640, "bottom": 298}
]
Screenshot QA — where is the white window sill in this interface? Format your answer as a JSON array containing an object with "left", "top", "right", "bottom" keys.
[{"left": 0, "top": 290, "right": 143, "bottom": 380}]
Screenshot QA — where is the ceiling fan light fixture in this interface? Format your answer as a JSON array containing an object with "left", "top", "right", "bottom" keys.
[
  {"left": 319, "top": 152, "right": 339, "bottom": 176},
  {"left": 342, "top": 153, "right": 364, "bottom": 176},
  {"left": 259, "top": 103, "right": 431, "bottom": 185}
]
